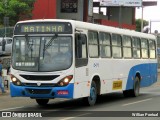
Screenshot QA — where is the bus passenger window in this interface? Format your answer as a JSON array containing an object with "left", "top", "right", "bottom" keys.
[
  {"left": 88, "top": 31, "right": 99, "bottom": 58},
  {"left": 141, "top": 38, "right": 149, "bottom": 58},
  {"left": 123, "top": 35, "right": 132, "bottom": 58},
  {"left": 149, "top": 40, "right": 156, "bottom": 58},
  {"left": 99, "top": 32, "right": 111, "bottom": 58},
  {"left": 112, "top": 34, "right": 122, "bottom": 58},
  {"left": 132, "top": 37, "right": 141, "bottom": 58},
  {"left": 75, "top": 33, "right": 88, "bottom": 67}
]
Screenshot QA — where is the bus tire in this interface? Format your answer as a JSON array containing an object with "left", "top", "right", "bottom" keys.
[
  {"left": 84, "top": 81, "right": 97, "bottom": 106},
  {"left": 123, "top": 90, "right": 131, "bottom": 97},
  {"left": 130, "top": 76, "right": 140, "bottom": 97},
  {"left": 36, "top": 99, "right": 49, "bottom": 106},
  {"left": 123, "top": 76, "right": 140, "bottom": 97}
]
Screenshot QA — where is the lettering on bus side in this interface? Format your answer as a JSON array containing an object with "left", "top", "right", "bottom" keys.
[{"left": 112, "top": 80, "right": 122, "bottom": 90}]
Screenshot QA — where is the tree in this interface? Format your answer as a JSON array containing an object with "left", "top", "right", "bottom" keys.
[
  {"left": 135, "top": 19, "right": 149, "bottom": 32},
  {"left": 0, "top": 0, "right": 36, "bottom": 26}
]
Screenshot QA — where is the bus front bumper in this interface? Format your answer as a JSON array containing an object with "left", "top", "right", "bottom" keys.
[{"left": 10, "top": 82, "right": 74, "bottom": 99}]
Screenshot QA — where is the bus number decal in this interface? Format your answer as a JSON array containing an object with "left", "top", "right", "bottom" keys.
[
  {"left": 112, "top": 80, "right": 122, "bottom": 90},
  {"left": 93, "top": 63, "right": 99, "bottom": 68}
]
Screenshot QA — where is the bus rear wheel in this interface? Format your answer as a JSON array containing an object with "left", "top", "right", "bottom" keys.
[
  {"left": 84, "top": 81, "right": 97, "bottom": 106},
  {"left": 131, "top": 76, "right": 140, "bottom": 97},
  {"left": 36, "top": 99, "right": 49, "bottom": 106},
  {"left": 123, "top": 76, "right": 140, "bottom": 97}
]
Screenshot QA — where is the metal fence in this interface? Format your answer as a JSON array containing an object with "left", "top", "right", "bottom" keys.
[{"left": 0, "top": 27, "right": 14, "bottom": 37}]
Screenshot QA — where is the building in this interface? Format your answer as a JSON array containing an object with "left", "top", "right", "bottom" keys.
[
  {"left": 32, "top": 0, "right": 157, "bottom": 30},
  {"left": 32, "top": 0, "right": 135, "bottom": 29}
]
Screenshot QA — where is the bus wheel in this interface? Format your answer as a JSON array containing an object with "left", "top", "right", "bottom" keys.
[
  {"left": 36, "top": 99, "right": 49, "bottom": 106},
  {"left": 131, "top": 76, "right": 140, "bottom": 97},
  {"left": 84, "top": 81, "right": 97, "bottom": 106},
  {"left": 123, "top": 90, "right": 130, "bottom": 97},
  {"left": 123, "top": 76, "right": 140, "bottom": 97}
]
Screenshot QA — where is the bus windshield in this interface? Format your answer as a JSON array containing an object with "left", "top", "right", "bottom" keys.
[{"left": 12, "top": 36, "right": 72, "bottom": 72}]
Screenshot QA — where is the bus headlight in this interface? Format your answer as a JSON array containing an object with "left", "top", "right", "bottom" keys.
[
  {"left": 58, "top": 75, "right": 73, "bottom": 87},
  {"left": 11, "top": 74, "right": 22, "bottom": 86}
]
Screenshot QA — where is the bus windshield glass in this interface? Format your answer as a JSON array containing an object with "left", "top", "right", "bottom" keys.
[{"left": 12, "top": 36, "right": 72, "bottom": 72}]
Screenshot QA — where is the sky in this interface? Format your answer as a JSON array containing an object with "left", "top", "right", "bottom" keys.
[{"left": 136, "top": 0, "right": 160, "bottom": 33}]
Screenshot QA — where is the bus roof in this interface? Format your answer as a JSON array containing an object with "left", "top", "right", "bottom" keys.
[{"left": 16, "top": 19, "right": 156, "bottom": 40}]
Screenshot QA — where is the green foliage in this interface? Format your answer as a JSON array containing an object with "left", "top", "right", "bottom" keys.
[
  {"left": 136, "top": 19, "right": 149, "bottom": 32},
  {"left": 0, "top": 0, "right": 36, "bottom": 26}
]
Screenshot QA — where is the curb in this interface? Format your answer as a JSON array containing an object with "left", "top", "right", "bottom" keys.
[{"left": 0, "top": 89, "right": 10, "bottom": 96}]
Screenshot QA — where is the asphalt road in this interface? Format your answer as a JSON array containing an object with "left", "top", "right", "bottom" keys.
[{"left": 0, "top": 75, "right": 160, "bottom": 120}]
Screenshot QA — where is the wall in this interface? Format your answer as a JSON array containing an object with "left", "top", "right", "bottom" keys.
[
  {"left": 109, "top": 7, "right": 134, "bottom": 25},
  {"left": 94, "top": 19, "right": 136, "bottom": 30},
  {"left": 32, "top": 0, "right": 56, "bottom": 19},
  {"left": 93, "top": 13, "right": 108, "bottom": 20}
]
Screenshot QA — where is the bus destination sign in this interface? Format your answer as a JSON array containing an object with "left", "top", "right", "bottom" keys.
[
  {"left": 21, "top": 24, "right": 65, "bottom": 33},
  {"left": 14, "top": 22, "right": 72, "bottom": 34}
]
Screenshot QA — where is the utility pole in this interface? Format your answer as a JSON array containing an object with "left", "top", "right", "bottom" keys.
[
  {"left": 118, "top": 1, "right": 124, "bottom": 28},
  {"left": 118, "top": 5, "right": 122, "bottom": 28},
  {"left": 141, "top": 5, "right": 144, "bottom": 32},
  {"left": 3, "top": 0, "right": 8, "bottom": 37},
  {"left": 4, "top": 17, "right": 9, "bottom": 37}
]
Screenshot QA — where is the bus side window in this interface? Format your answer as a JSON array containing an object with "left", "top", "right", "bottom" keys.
[
  {"left": 112, "top": 34, "right": 122, "bottom": 58},
  {"left": 149, "top": 40, "right": 156, "bottom": 59},
  {"left": 75, "top": 33, "right": 88, "bottom": 67},
  {"left": 132, "top": 37, "right": 141, "bottom": 58},
  {"left": 99, "top": 32, "right": 111, "bottom": 58}
]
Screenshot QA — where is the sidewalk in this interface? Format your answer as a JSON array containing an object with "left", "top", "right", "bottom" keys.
[
  {"left": 0, "top": 88, "right": 10, "bottom": 96},
  {"left": 0, "top": 70, "right": 10, "bottom": 96}
]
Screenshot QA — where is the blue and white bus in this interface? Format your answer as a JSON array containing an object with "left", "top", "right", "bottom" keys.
[{"left": 10, "top": 19, "right": 157, "bottom": 106}]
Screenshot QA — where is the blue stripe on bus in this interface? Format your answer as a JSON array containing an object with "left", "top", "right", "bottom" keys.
[
  {"left": 126, "top": 63, "right": 157, "bottom": 90},
  {"left": 10, "top": 83, "right": 74, "bottom": 99}
]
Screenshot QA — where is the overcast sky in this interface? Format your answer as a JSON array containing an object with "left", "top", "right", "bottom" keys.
[{"left": 136, "top": 0, "right": 160, "bottom": 33}]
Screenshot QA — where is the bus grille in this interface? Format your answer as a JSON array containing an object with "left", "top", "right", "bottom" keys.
[
  {"left": 26, "top": 89, "right": 51, "bottom": 94},
  {"left": 20, "top": 75, "right": 59, "bottom": 81},
  {"left": 23, "top": 83, "right": 56, "bottom": 87}
]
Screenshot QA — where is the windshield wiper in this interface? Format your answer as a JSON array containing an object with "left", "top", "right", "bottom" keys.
[
  {"left": 44, "top": 34, "right": 58, "bottom": 51},
  {"left": 25, "top": 34, "right": 32, "bottom": 50},
  {"left": 41, "top": 34, "right": 58, "bottom": 59},
  {"left": 25, "top": 34, "right": 33, "bottom": 59}
]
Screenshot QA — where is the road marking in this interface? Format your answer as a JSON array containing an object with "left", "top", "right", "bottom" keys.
[
  {"left": 0, "top": 106, "right": 25, "bottom": 111},
  {"left": 60, "top": 113, "right": 91, "bottom": 120},
  {"left": 60, "top": 99, "right": 68, "bottom": 101},
  {"left": 122, "top": 98, "right": 152, "bottom": 106}
]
